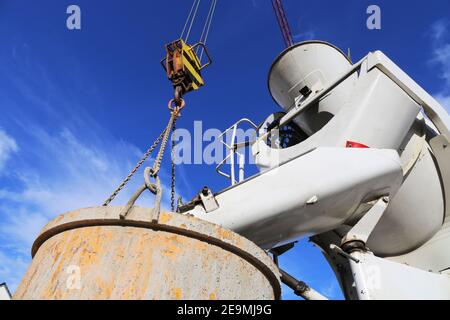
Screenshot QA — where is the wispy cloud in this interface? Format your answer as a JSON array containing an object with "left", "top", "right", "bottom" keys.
[
  {"left": 435, "top": 94, "right": 450, "bottom": 111},
  {"left": 0, "top": 250, "right": 29, "bottom": 291},
  {"left": 0, "top": 129, "right": 18, "bottom": 172},
  {"left": 319, "top": 280, "right": 341, "bottom": 300},
  {"left": 0, "top": 45, "right": 178, "bottom": 294},
  {"left": 431, "top": 19, "right": 447, "bottom": 42},
  {"left": 429, "top": 19, "right": 450, "bottom": 111},
  {"left": 293, "top": 30, "right": 316, "bottom": 42},
  {"left": 432, "top": 43, "right": 450, "bottom": 87},
  {"left": 250, "top": 0, "right": 259, "bottom": 8},
  {"left": 0, "top": 125, "right": 175, "bottom": 292}
]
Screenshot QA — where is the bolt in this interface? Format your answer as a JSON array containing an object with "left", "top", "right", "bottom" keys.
[{"left": 306, "top": 195, "right": 318, "bottom": 205}]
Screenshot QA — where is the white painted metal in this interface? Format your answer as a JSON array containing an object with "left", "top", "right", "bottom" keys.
[
  {"left": 270, "top": 50, "right": 450, "bottom": 138},
  {"left": 199, "top": 188, "right": 220, "bottom": 213},
  {"left": 429, "top": 135, "right": 450, "bottom": 218},
  {"left": 339, "top": 69, "right": 421, "bottom": 150},
  {"left": 254, "top": 64, "right": 421, "bottom": 174},
  {"left": 397, "top": 114, "right": 427, "bottom": 176},
  {"left": 193, "top": 147, "right": 403, "bottom": 249},
  {"left": 342, "top": 197, "right": 389, "bottom": 245},
  {"left": 196, "top": 41, "right": 450, "bottom": 300},
  {"left": 388, "top": 216, "right": 450, "bottom": 274},
  {"left": 349, "top": 251, "right": 450, "bottom": 300},
  {"left": 367, "top": 51, "right": 450, "bottom": 138},
  {"left": 268, "top": 41, "right": 358, "bottom": 136},
  {"left": 302, "top": 287, "right": 329, "bottom": 301},
  {"left": 256, "top": 45, "right": 444, "bottom": 256},
  {"left": 367, "top": 144, "right": 445, "bottom": 256}
]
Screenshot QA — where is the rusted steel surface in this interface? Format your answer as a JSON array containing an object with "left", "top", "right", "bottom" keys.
[{"left": 14, "top": 206, "right": 281, "bottom": 300}]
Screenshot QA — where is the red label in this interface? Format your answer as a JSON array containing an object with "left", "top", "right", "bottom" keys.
[{"left": 346, "top": 141, "right": 370, "bottom": 149}]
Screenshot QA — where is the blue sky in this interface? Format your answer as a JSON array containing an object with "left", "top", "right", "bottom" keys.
[{"left": 0, "top": 0, "right": 449, "bottom": 300}]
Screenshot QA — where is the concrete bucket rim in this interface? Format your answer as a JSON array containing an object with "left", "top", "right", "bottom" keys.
[{"left": 31, "top": 206, "right": 282, "bottom": 300}]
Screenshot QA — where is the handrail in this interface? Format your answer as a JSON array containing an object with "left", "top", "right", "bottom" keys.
[{"left": 216, "top": 118, "right": 258, "bottom": 185}]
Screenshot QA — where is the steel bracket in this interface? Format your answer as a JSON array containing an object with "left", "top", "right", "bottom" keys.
[
  {"left": 430, "top": 135, "right": 450, "bottom": 218},
  {"left": 199, "top": 187, "right": 219, "bottom": 213},
  {"left": 341, "top": 197, "right": 389, "bottom": 249}
]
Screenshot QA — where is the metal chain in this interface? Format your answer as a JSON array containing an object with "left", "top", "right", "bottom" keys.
[
  {"left": 103, "top": 99, "right": 184, "bottom": 207},
  {"left": 171, "top": 117, "right": 178, "bottom": 211},
  {"left": 151, "top": 111, "right": 177, "bottom": 177},
  {"left": 102, "top": 129, "right": 167, "bottom": 206}
]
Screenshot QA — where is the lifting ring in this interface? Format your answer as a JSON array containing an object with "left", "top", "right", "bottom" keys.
[
  {"left": 168, "top": 98, "right": 185, "bottom": 110},
  {"left": 119, "top": 167, "right": 162, "bottom": 222},
  {"left": 168, "top": 98, "right": 186, "bottom": 116}
]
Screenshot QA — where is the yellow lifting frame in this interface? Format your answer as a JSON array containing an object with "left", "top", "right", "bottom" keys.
[{"left": 161, "top": 39, "right": 212, "bottom": 99}]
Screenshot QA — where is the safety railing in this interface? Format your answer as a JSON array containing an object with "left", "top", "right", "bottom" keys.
[{"left": 216, "top": 118, "right": 258, "bottom": 186}]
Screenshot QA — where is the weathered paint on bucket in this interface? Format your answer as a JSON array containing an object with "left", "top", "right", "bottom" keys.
[{"left": 14, "top": 206, "right": 281, "bottom": 300}]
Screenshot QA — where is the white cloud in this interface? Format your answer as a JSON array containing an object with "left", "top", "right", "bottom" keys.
[
  {"left": 432, "top": 43, "right": 450, "bottom": 87},
  {"left": 0, "top": 126, "right": 175, "bottom": 293},
  {"left": 293, "top": 30, "right": 316, "bottom": 41},
  {"left": 0, "top": 129, "right": 18, "bottom": 172},
  {"left": 435, "top": 94, "right": 450, "bottom": 111},
  {"left": 430, "top": 19, "right": 450, "bottom": 111},
  {"left": 0, "top": 41, "right": 183, "bottom": 294},
  {"left": 431, "top": 20, "right": 447, "bottom": 42},
  {"left": 0, "top": 250, "right": 29, "bottom": 292}
]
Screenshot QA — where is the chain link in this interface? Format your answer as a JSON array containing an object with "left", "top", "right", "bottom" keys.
[
  {"left": 103, "top": 99, "right": 184, "bottom": 207},
  {"left": 150, "top": 111, "right": 176, "bottom": 177},
  {"left": 171, "top": 117, "right": 178, "bottom": 211},
  {"left": 102, "top": 129, "right": 167, "bottom": 206}
]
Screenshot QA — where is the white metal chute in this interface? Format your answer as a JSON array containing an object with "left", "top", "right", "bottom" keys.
[{"left": 194, "top": 147, "right": 403, "bottom": 249}]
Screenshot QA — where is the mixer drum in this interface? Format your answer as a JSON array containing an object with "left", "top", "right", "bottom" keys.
[
  {"left": 367, "top": 143, "right": 445, "bottom": 256},
  {"left": 14, "top": 206, "right": 281, "bottom": 300},
  {"left": 268, "top": 41, "right": 357, "bottom": 136}
]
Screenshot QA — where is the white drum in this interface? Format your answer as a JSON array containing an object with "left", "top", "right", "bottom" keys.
[{"left": 268, "top": 41, "right": 357, "bottom": 136}]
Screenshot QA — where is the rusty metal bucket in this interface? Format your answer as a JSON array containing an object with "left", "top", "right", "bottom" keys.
[{"left": 14, "top": 206, "right": 281, "bottom": 300}]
